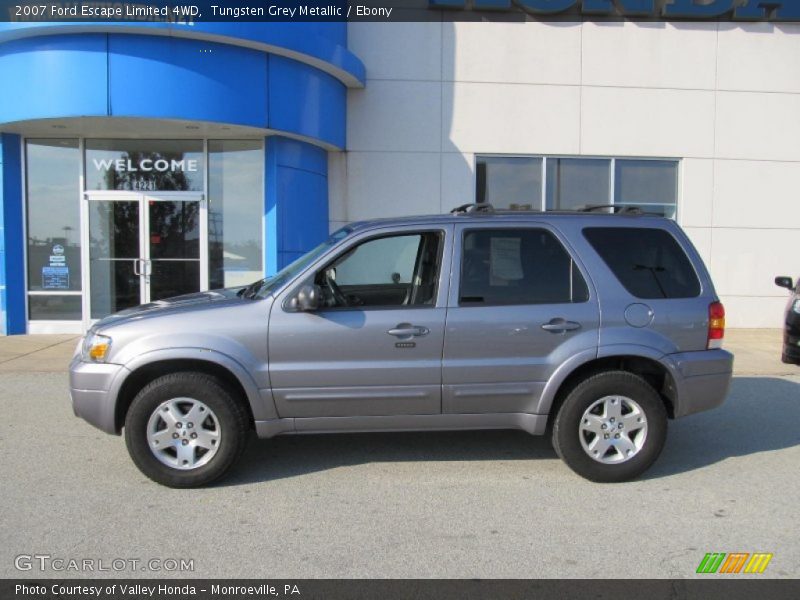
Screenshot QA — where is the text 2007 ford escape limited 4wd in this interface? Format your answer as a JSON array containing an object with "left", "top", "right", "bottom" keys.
[{"left": 70, "top": 205, "right": 733, "bottom": 487}]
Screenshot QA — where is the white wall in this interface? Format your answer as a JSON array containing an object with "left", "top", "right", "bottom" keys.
[{"left": 334, "top": 21, "right": 800, "bottom": 328}]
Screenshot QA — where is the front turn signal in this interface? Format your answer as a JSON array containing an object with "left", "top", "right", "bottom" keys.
[{"left": 81, "top": 332, "right": 112, "bottom": 363}]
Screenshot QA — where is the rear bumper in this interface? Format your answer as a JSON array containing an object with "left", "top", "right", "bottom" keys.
[
  {"left": 664, "top": 349, "right": 734, "bottom": 418},
  {"left": 69, "top": 356, "right": 128, "bottom": 435}
]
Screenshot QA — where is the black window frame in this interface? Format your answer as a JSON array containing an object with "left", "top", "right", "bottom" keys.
[{"left": 457, "top": 226, "right": 590, "bottom": 308}]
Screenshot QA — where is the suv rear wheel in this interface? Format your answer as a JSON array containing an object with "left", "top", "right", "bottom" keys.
[
  {"left": 552, "top": 371, "right": 667, "bottom": 482},
  {"left": 124, "top": 372, "right": 249, "bottom": 488}
]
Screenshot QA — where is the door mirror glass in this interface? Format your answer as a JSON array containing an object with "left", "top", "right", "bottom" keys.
[
  {"left": 775, "top": 276, "right": 794, "bottom": 291},
  {"left": 288, "top": 284, "right": 321, "bottom": 312}
]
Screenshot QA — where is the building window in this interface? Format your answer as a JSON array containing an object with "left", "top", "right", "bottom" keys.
[
  {"left": 208, "top": 140, "right": 264, "bottom": 289},
  {"left": 475, "top": 156, "right": 541, "bottom": 210},
  {"left": 614, "top": 159, "right": 678, "bottom": 218},
  {"left": 476, "top": 156, "right": 678, "bottom": 218},
  {"left": 25, "top": 137, "right": 268, "bottom": 326},
  {"left": 85, "top": 139, "right": 205, "bottom": 192},
  {"left": 25, "top": 139, "right": 81, "bottom": 320},
  {"left": 546, "top": 158, "right": 610, "bottom": 211}
]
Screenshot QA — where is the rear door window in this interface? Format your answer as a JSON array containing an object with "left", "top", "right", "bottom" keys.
[
  {"left": 583, "top": 227, "right": 700, "bottom": 299},
  {"left": 459, "top": 228, "right": 589, "bottom": 306}
]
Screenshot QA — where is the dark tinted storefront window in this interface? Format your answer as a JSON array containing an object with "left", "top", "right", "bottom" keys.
[
  {"left": 85, "top": 139, "right": 204, "bottom": 192},
  {"left": 208, "top": 140, "right": 263, "bottom": 289},
  {"left": 26, "top": 139, "right": 81, "bottom": 320},
  {"left": 584, "top": 227, "right": 700, "bottom": 299}
]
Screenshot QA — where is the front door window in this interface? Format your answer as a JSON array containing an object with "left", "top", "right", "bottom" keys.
[{"left": 315, "top": 232, "right": 441, "bottom": 309}]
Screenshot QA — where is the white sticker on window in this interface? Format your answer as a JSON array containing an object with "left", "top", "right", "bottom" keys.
[{"left": 490, "top": 237, "right": 523, "bottom": 281}]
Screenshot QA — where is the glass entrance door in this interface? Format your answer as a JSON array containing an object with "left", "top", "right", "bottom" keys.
[
  {"left": 88, "top": 197, "right": 142, "bottom": 319},
  {"left": 87, "top": 193, "right": 204, "bottom": 322},
  {"left": 145, "top": 196, "right": 201, "bottom": 303}
]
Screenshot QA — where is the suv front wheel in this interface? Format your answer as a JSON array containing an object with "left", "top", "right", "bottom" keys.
[
  {"left": 552, "top": 371, "right": 668, "bottom": 482},
  {"left": 124, "top": 372, "right": 249, "bottom": 488}
]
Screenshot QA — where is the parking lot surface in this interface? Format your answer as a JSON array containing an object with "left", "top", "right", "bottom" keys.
[{"left": 1, "top": 370, "right": 798, "bottom": 579}]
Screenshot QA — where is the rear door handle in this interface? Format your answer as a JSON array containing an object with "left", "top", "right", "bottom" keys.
[
  {"left": 387, "top": 324, "right": 430, "bottom": 338},
  {"left": 541, "top": 318, "right": 582, "bottom": 333}
]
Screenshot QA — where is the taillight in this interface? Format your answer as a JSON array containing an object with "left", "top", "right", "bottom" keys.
[{"left": 708, "top": 302, "right": 725, "bottom": 349}]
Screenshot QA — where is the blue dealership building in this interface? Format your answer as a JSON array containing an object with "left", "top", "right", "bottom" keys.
[{"left": 0, "top": 22, "right": 365, "bottom": 333}]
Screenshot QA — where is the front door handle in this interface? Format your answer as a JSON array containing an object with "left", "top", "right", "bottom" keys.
[
  {"left": 387, "top": 324, "right": 430, "bottom": 338},
  {"left": 541, "top": 318, "right": 582, "bottom": 333},
  {"left": 133, "top": 259, "right": 142, "bottom": 276}
]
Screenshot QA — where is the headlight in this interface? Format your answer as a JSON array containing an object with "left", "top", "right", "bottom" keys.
[
  {"left": 81, "top": 332, "right": 112, "bottom": 363},
  {"left": 793, "top": 298, "right": 800, "bottom": 314}
]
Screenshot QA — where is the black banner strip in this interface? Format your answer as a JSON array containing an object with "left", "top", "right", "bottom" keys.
[
  {"left": 1, "top": 0, "right": 799, "bottom": 23},
  {"left": 3, "top": 579, "right": 800, "bottom": 600}
]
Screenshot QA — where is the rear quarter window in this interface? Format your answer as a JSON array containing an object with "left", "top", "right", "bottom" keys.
[{"left": 583, "top": 227, "right": 700, "bottom": 299}]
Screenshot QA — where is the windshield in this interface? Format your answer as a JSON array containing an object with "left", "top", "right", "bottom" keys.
[{"left": 244, "top": 227, "right": 353, "bottom": 299}]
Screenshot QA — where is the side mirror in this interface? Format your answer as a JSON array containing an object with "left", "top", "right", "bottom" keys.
[
  {"left": 287, "top": 284, "right": 321, "bottom": 312},
  {"left": 775, "top": 276, "right": 794, "bottom": 291}
]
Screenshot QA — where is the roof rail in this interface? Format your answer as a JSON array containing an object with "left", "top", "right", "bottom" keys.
[
  {"left": 580, "top": 204, "right": 645, "bottom": 215},
  {"left": 450, "top": 203, "right": 495, "bottom": 215}
]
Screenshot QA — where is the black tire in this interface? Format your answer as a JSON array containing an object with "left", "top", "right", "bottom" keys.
[
  {"left": 124, "top": 372, "right": 249, "bottom": 488},
  {"left": 552, "top": 370, "right": 667, "bottom": 483}
]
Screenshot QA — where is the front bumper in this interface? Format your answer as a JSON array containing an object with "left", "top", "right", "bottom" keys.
[
  {"left": 69, "top": 356, "right": 129, "bottom": 434},
  {"left": 781, "top": 312, "right": 800, "bottom": 365},
  {"left": 664, "top": 349, "right": 734, "bottom": 418}
]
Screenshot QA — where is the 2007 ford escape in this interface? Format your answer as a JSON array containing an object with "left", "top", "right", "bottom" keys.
[{"left": 70, "top": 204, "right": 733, "bottom": 487}]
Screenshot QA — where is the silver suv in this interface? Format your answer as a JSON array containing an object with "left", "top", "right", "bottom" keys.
[{"left": 70, "top": 206, "right": 733, "bottom": 487}]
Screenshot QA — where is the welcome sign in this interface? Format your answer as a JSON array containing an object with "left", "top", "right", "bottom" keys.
[
  {"left": 91, "top": 158, "right": 200, "bottom": 174},
  {"left": 85, "top": 142, "right": 205, "bottom": 192}
]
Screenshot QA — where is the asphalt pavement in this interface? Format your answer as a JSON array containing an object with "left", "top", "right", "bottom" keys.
[{"left": 1, "top": 370, "right": 798, "bottom": 579}]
